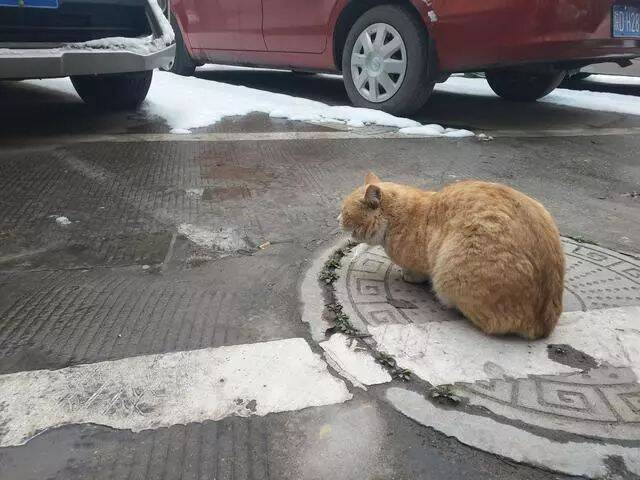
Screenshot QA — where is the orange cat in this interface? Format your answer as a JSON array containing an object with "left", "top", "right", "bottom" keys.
[{"left": 340, "top": 173, "right": 565, "bottom": 339}]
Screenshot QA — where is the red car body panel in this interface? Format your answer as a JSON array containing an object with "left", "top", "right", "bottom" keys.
[
  {"left": 172, "top": 0, "right": 640, "bottom": 74},
  {"left": 430, "top": 0, "right": 640, "bottom": 71},
  {"left": 262, "top": 0, "right": 337, "bottom": 53},
  {"left": 177, "top": 0, "right": 266, "bottom": 51}
]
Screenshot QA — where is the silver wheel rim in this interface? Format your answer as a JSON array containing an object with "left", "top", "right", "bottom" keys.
[{"left": 350, "top": 23, "right": 407, "bottom": 103}]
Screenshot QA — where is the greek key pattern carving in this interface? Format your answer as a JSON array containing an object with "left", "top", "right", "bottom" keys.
[
  {"left": 345, "top": 240, "right": 640, "bottom": 327},
  {"left": 459, "top": 366, "right": 640, "bottom": 426}
]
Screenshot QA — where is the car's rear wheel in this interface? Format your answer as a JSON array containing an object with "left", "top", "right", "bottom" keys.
[
  {"left": 485, "top": 69, "right": 566, "bottom": 102},
  {"left": 168, "top": 15, "right": 197, "bottom": 76},
  {"left": 71, "top": 70, "right": 153, "bottom": 110},
  {"left": 342, "top": 5, "right": 434, "bottom": 116}
]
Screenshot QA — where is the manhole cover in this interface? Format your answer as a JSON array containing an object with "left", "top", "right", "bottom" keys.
[
  {"left": 310, "top": 236, "right": 640, "bottom": 477},
  {"left": 339, "top": 238, "right": 640, "bottom": 329}
]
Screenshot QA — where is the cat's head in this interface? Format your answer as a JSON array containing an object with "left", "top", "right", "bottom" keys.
[{"left": 340, "top": 172, "right": 389, "bottom": 245}]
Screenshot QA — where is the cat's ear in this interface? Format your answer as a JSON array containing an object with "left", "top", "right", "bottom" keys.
[
  {"left": 364, "top": 184, "right": 381, "bottom": 209},
  {"left": 365, "top": 172, "right": 381, "bottom": 185}
]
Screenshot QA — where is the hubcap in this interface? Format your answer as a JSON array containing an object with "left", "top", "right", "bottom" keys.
[{"left": 350, "top": 23, "right": 407, "bottom": 103}]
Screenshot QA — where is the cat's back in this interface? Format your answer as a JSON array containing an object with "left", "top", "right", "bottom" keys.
[
  {"left": 432, "top": 180, "right": 564, "bottom": 300},
  {"left": 434, "top": 180, "right": 557, "bottom": 243},
  {"left": 430, "top": 180, "right": 564, "bottom": 339}
]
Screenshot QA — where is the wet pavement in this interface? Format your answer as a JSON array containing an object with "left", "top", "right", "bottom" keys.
[{"left": 1, "top": 70, "right": 639, "bottom": 479}]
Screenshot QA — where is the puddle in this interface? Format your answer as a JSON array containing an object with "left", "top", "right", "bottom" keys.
[
  {"left": 202, "top": 186, "right": 252, "bottom": 201},
  {"left": 200, "top": 164, "right": 274, "bottom": 183}
]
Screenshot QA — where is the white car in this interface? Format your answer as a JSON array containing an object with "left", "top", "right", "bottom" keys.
[{"left": 0, "top": 0, "right": 175, "bottom": 109}]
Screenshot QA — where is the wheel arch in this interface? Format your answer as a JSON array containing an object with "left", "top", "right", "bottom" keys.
[
  {"left": 332, "top": 0, "right": 435, "bottom": 73},
  {"left": 169, "top": 1, "right": 198, "bottom": 59}
]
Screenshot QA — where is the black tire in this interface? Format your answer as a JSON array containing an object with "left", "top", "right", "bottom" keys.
[
  {"left": 485, "top": 69, "right": 566, "bottom": 102},
  {"left": 169, "top": 15, "right": 196, "bottom": 76},
  {"left": 341, "top": 5, "right": 434, "bottom": 116},
  {"left": 71, "top": 70, "right": 153, "bottom": 110}
]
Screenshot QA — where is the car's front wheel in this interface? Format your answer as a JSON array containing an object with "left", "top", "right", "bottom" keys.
[
  {"left": 71, "top": 70, "right": 153, "bottom": 110},
  {"left": 342, "top": 5, "right": 434, "bottom": 116},
  {"left": 485, "top": 69, "right": 566, "bottom": 102}
]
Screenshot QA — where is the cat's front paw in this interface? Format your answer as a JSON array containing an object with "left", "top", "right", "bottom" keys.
[{"left": 401, "top": 269, "right": 430, "bottom": 284}]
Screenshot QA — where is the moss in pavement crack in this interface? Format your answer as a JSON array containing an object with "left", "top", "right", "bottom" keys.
[{"left": 321, "top": 242, "right": 412, "bottom": 382}]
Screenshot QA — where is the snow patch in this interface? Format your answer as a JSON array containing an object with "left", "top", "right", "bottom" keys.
[
  {"left": 67, "top": 35, "right": 169, "bottom": 55},
  {"left": 443, "top": 128, "right": 475, "bottom": 138},
  {"left": 142, "top": 72, "right": 426, "bottom": 132},
  {"left": 34, "top": 68, "right": 640, "bottom": 135},
  {"left": 437, "top": 76, "right": 640, "bottom": 117},
  {"left": 184, "top": 188, "right": 204, "bottom": 199},
  {"left": 585, "top": 74, "right": 640, "bottom": 86},
  {"left": 399, "top": 124, "right": 474, "bottom": 137},
  {"left": 22, "top": 70, "right": 472, "bottom": 136},
  {"left": 53, "top": 216, "right": 71, "bottom": 226}
]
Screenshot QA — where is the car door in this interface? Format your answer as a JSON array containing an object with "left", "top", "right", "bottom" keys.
[
  {"left": 262, "top": 0, "right": 336, "bottom": 53},
  {"left": 185, "top": 0, "right": 266, "bottom": 51}
]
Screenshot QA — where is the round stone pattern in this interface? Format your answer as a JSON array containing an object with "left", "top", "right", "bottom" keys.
[
  {"left": 341, "top": 237, "right": 640, "bottom": 329},
  {"left": 335, "top": 237, "right": 640, "bottom": 444}
]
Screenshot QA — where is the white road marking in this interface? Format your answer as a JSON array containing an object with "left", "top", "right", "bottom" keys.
[
  {"left": 0, "top": 338, "right": 352, "bottom": 447},
  {"left": 487, "top": 126, "right": 640, "bottom": 138},
  {"left": 4, "top": 125, "right": 640, "bottom": 152},
  {"left": 369, "top": 306, "right": 640, "bottom": 386},
  {"left": 386, "top": 387, "right": 640, "bottom": 478}
]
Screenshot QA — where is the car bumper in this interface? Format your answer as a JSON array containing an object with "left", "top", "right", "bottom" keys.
[
  {"left": 479, "top": 38, "right": 640, "bottom": 72},
  {"left": 0, "top": 0, "right": 175, "bottom": 79},
  {"left": 0, "top": 42, "right": 175, "bottom": 79},
  {"left": 433, "top": 0, "right": 640, "bottom": 72}
]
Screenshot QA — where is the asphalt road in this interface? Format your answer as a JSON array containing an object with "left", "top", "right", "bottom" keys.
[{"left": 0, "top": 70, "right": 638, "bottom": 480}]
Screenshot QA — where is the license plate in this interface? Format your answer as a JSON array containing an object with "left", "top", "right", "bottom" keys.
[
  {"left": 0, "top": 0, "right": 58, "bottom": 7},
  {"left": 613, "top": 4, "right": 640, "bottom": 38}
]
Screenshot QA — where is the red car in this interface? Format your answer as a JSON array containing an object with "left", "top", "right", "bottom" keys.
[{"left": 169, "top": 0, "right": 640, "bottom": 115}]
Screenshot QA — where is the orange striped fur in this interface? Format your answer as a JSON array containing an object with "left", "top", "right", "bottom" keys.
[{"left": 340, "top": 173, "right": 565, "bottom": 339}]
